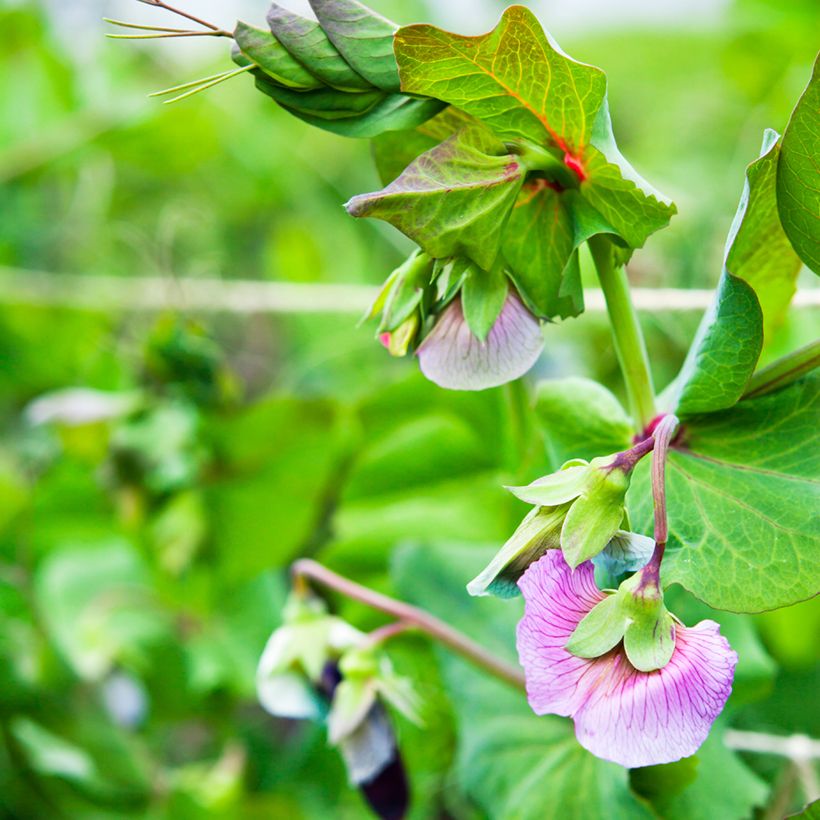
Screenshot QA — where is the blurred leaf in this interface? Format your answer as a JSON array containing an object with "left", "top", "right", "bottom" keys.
[
  {"left": 777, "top": 55, "right": 820, "bottom": 274},
  {"left": 208, "top": 396, "right": 348, "bottom": 580},
  {"left": 632, "top": 728, "right": 768, "bottom": 820},
  {"left": 534, "top": 377, "right": 633, "bottom": 464},
  {"left": 34, "top": 540, "right": 167, "bottom": 680},
  {"left": 11, "top": 717, "right": 99, "bottom": 785}
]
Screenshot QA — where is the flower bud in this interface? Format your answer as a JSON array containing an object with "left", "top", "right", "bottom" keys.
[{"left": 256, "top": 592, "right": 363, "bottom": 720}]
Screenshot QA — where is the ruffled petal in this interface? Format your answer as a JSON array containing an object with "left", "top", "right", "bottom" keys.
[
  {"left": 417, "top": 292, "right": 543, "bottom": 390},
  {"left": 516, "top": 551, "right": 738, "bottom": 768}
]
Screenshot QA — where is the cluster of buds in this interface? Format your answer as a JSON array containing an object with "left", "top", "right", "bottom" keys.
[{"left": 256, "top": 592, "right": 418, "bottom": 819}]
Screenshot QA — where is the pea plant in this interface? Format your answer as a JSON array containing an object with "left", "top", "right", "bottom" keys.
[{"left": 112, "top": 1, "right": 819, "bottom": 817}]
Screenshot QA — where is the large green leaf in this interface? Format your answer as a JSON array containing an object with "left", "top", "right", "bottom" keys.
[
  {"left": 347, "top": 127, "right": 525, "bottom": 270},
  {"left": 308, "top": 0, "right": 400, "bottom": 91},
  {"left": 394, "top": 6, "right": 675, "bottom": 253},
  {"left": 629, "top": 373, "right": 820, "bottom": 612},
  {"left": 393, "top": 543, "right": 655, "bottom": 818},
  {"left": 777, "top": 55, "right": 820, "bottom": 274},
  {"left": 395, "top": 6, "right": 606, "bottom": 156}
]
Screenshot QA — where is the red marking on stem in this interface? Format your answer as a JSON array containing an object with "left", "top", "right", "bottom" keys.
[
  {"left": 379, "top": 333, "right": 391, "bottom": 349},
  {"left": 563, "top": 152, "right": 587, "bottom": 182}
]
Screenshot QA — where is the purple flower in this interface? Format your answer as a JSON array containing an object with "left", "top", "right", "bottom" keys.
[
  {"left": 417, "top": 292, "right": 543, "bottom": 390},
  {"left": 516, "top": 551, "right": 737, "bottom": 768}
]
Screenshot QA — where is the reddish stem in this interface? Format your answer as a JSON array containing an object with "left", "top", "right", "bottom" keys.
[{"left": 644, "top": 414, "right": 679, "bottom": 585}]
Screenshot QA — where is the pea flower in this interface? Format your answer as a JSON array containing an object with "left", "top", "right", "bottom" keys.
[
  {"left": 368, "top": 251, "right": 544, "bottom": 391},
  {"left": 468, "top": 454, "right": 646, "bottom": 597},
  {"left": 516, "top": 551, "right": 737, "bottom": 768},
  {"left": 257, "top": 594, "right": 418, "bottom": 819}
]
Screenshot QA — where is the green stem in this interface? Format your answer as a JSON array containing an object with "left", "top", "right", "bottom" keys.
[
  {"left": 589, "top": 236, "right": 656, "bottom": 432},
  {"left": 743, "top": 339, "right": 820, "bottom": 400},
  {"left": 292, "top": 559, "right": 526, "bottom": 691}
]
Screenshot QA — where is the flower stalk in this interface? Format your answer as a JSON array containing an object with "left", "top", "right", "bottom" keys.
[
  {"left": 588, "top": 235, "right": 656, "bottom": 433},
  {"left": 291, "top": 559, "right": 526, "bottom": 690},
  {"left": 645, "top": 413, "right": 680, "bottom": 585}
]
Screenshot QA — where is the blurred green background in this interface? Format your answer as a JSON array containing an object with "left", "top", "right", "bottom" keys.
[{"left": 0, "top": 0, "right": 818, "bottom": 817}]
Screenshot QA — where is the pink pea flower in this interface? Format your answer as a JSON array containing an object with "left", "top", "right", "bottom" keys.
[
  {"left": 416, "top": 292, "right": 543, "bottom": 390},
  {"left": 516, "top": 550, "right": 737, "bottom": 768}
]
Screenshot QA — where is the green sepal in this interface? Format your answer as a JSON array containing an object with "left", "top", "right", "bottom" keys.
[
  {"left": 564, "top": 593, "right": 628, "bottom": 658},
  {"left": 623, "top": 608, "right": 676, "bottom": 673},
  {"left": 267, "top": 3, "right": 374, "bottom": 91},
  {"left": 466, "top": 504, "right": 570, "bottom": 598},
  {"left": 560, "top": 459, "right": 630, "bottom": 567},
  {"left": 506, "top": 460, "right": 591, "bottom": 507},
  {"left": 233, "top": 21, "right": 323, "bottom": 89},
  {"left": 327, "top": 676, "right": 377, "bottom": 744},
  {"left": 374, "top": 250, "right": 434, "bottom": 334},
  {"left": 308, "top": 0, "right": 401, "bottom": 91},
  {"left": 461, "top": 263, "right": 509, "bottom": 342}
]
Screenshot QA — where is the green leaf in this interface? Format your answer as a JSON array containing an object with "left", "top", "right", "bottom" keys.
[
  {"left": 266, "top": 4, "right": 374, "bottom": 91},
  {"left": 233, "top": 21, "right": 323, "bottom": 89},
  {"left": 629, "top": 373, "right": 820, "bottom": 612},
  {"left": 370, "top": 108, "right": 478, "bottom": 185},
  {"left": 461, "top": 264, "right": 508, "bottom": 342},
  {"left": 393, "top": 543, "right": 654, "bottom": 819},
  {"left": 777, "top": 54, "right": 820, "bottom": 274},
  {"left": 503, "top": 183, "right": 583, "bottom": 319},
  {"left": 346, "top": 127, "right": 524, "bottom": 270},
  {"left": 394, "top": 7, "right": 675, "bottom": 252},
  {"left": 395, "top": 6, "right": 606, "bottom": 156},
  {"left": 208, "top": 396, "right": 347, "bottom": 581},
  {"left": 308, "top": 0, "right": 400, "bottom": 91},
  {"left": 534, "top": 377, "right": 633, "bottom": 465},
  {"left": 726, "top": 130, "right": 802, "bottom": 335},
  {"left": 665, "top": 271, "right": 763, "bottom": 417},
  {"left": 580, "top": 140, "right": 677, "bottom": 251},
  {"left": 269, "top": 87, "right": 444, "bottom": 138},
  {"left": 252, "top": 76, "right": 384, "bottom": 120},
  {"left": 664, "top": 132, "right": 804, "bottom": 416},
  {"left": 633, "top": 729, "right": 768, "bottom": 820}
]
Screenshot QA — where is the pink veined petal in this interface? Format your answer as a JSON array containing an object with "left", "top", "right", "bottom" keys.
[
  {"left": 516, "top": 551, "right": 738, "bottom": 768},
  {"left": 416, "top": 292, "right": 543, "bottom": 390}
]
